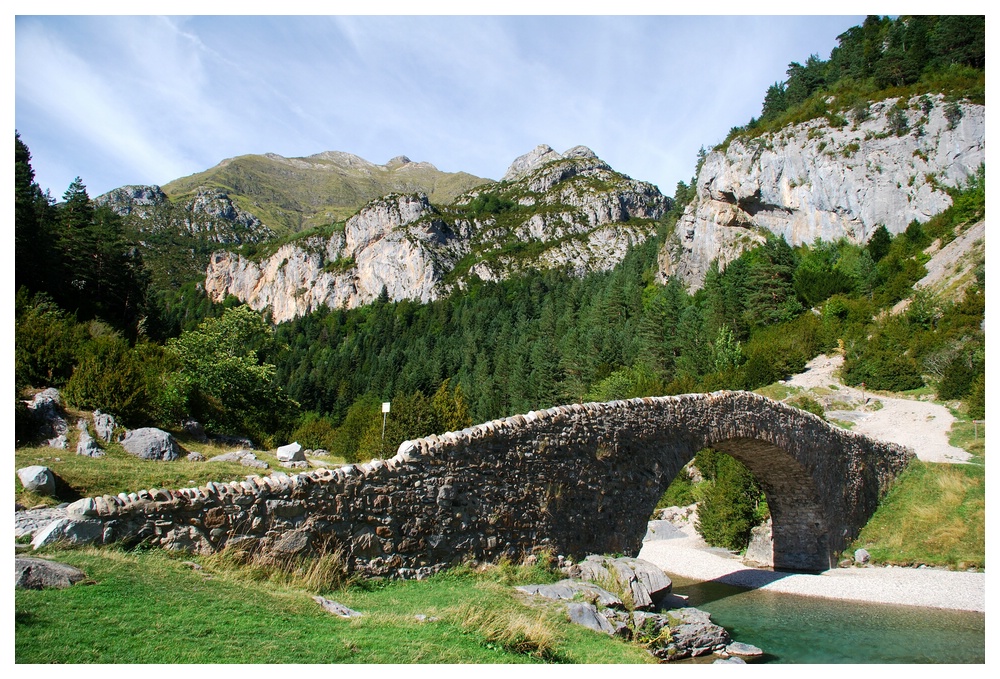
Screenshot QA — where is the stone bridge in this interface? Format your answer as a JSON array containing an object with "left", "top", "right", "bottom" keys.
[{"left": 61, "top": 391, "right": 913, "bottom": 575}]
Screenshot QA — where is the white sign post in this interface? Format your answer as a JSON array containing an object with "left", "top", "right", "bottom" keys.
[{"left": 382, "top": 402, "right": 391, "bottom": 440}]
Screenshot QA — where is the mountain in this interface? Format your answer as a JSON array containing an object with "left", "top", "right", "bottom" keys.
[
  {"left": 95, "top": 151, "right": 491, "bottom": 291},
  {"left": 658, "top": 95, "right": 985, "bottom": 289},
  {"left": 202, "top": 145, "right": 669, "bottom": 323},
  {"left": 161, "top": 151, "right": 491, "bottom": 234}
]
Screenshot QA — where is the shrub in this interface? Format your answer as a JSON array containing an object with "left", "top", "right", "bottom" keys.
[
  {"left": 64, "top": 335, "right": 156, "bottom": 426},
  {"left": 788, "top": 395, "right": 825, "bottom": 419},
  {"left": 14, "top": 289, "right": 88, "bottom": 388},
  {"left": 657, "top": 472, "right": 695, "bottom": 510},
  {"left": 937, "top": 347, "right": 984, "bottom": 400},
  {"left": 695, "top": 452, "right": 766, "bottom": 552},
  {"left": 291, "top": 412, "right": 339, "bottom": 451},
  {"left": 965, "top": 374, "right": 985, "bottom": 420}
]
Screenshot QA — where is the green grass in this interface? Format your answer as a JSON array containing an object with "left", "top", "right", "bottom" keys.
[
  {"left": 14, "top": 429, "right": 346, "bottom": 508},
  {"left": 947, "top": 418, "right": 986, "bottom": 464},
  {"left": 752, "top": 383, "right": 801, "bottom": 401},
  {"left": 15, "top": 547, "right": 655, "bottom": 664},
  {"left": 849, "top": 460, "right": 985, "bottom": 569}
]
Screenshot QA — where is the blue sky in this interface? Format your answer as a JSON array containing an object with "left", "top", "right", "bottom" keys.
[{"left": 15, "top": 14, "right": 869, "bottom": 200}]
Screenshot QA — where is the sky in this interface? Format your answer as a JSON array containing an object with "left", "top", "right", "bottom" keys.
[{"left": 14, "top": 12, "right": 874, "bottom": 200}]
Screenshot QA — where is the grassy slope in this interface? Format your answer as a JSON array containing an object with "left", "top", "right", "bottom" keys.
[
  {"left": 847, "top": 412, "right": 985, "bottom": 569},
  {"left": 15, "top": 547, "right": 654, "bottom": 664},
  {"left": 162, "top": 153, "right": 490, "bottom": 234}
]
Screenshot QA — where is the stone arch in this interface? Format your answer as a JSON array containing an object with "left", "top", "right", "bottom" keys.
[{"left": 62, "top": 391, "right": 912, "bottom": 577}]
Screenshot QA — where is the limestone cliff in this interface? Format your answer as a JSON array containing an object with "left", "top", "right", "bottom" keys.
[
  {"left": 659, "top": 94, "right": 985, "bottom": 288},
  {"left": 205, "top": 146, "right": 668, "bottom": 322}
]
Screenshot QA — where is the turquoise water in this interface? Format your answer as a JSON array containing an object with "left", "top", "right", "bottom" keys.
[{"left": 668, "top": 575, "right": 986, "bottom": 664}]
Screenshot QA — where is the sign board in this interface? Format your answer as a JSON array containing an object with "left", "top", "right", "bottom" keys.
[{"left": 382, "top": 402, "right": 391, "bottom": 413}]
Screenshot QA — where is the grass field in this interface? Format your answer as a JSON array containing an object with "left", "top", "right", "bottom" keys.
[{"left": 15, "top": 546, "right": 654, "bottom": 664}]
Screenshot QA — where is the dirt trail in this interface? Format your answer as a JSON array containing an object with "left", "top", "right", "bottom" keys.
[{"left": 783, "top": 354, "right": 971, "bottom": 463}]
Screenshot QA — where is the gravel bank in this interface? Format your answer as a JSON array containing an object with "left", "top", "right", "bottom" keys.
[{"left": 638, "top": 521, "right": 984, "bottom": 613}]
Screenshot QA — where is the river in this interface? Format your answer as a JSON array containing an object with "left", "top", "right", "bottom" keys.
[{"left": 668, "top": 573, "right": 985, "bottom": 663}]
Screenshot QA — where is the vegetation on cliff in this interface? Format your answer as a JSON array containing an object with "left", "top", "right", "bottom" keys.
[{"left": 724, "top": 15, "right": 984, "bottom": 149}]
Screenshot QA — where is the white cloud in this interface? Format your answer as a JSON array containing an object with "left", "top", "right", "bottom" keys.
[{"left": 16, "top": 14, "right": 868, "bottom": 198}]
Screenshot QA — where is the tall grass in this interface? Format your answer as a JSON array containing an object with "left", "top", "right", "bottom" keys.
[
  {"left": 456, "top": 604, "right": 561, "bottom": 660},
  {"left": 850, "top": 460, "right": 984, "bottom": 569}
]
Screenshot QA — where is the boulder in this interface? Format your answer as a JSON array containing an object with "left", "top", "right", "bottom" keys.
[
  {"left": 516, "top": 580, "right": 623, "bottom": 608},
  {"left": 17, "top": 466, "right": 56, "bottom": 495},
  {"left": 854, "top": 548, "right": 871, "bottom": 565},
  {"left": 186, "top": 451, "right": 206, "bottom": 462},
  {"left": 565, "top": 555, "right": 672, "bottom": 609},
  {"left": 15, "top": 557, "right": 88, "bottom": 590},
  {"left": 15, "top": 506, "right": 68, "bottom": 539},
  {"left": 31, "top": 518, "right": 104, "bottom": 549},
  {"left": 313, "top": 596, "right": 362, "bottom": 618},
  {"left": 26, "top": 388, "right": 69, "bottom": 445},
  {"left": 121, "top": 427, "right": 184, "bottom": 461},
  {"left": 649, "top": 607, "right": 731, "bottom": 660},
  {"left": 743, "top": 517, "right": 773, "bottom": 568},
  {"left": 566, "top": 602, "right": 616, "bottom": 635},
  {"left": 76, "top": 429, "right": 104, "bottom": 458},
  {"left": 181, "top": 419, "right": 209, "bottom": 443},
  {"left": 208, "top": 450, "right": 268, "bottom": 469},
  {"left": 726, "top": 641, "right": 763, "bottom": 657},
  {"left": 276, "top": 442, "right": 304, "bottom": 462},
  {"left": 92, "top": 409, "right": 119, "bottom": 442}
]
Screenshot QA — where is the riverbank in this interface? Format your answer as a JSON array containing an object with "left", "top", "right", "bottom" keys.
[{"left": 638, "top": 520, "right": 985, "bottom": 613}]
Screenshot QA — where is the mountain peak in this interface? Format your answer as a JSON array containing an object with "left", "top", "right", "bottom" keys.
[{"left": 502, "top": 144, "right": 597, "bottom": 182}]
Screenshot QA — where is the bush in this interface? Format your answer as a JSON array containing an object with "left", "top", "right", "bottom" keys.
[
  {"left": 843, "top": 344, "right": 925, "bottom": 392},
  {"left": 937, "top": 347, "right": 984, "bottom": 400},
  {"left": 14, "top": 289, "right": 88, "bottom": 388},
  {"left": 965, "top": 374, "right": 985, "bottom": 420},
  {"left": 788, "top": 395, "right": 825, "bottom": 419},
  {"left": 656, "top": 472, "right": 695, "bottom": 510},
  {"left": 64, "top": 335, "right": 157, "bottom": 426},
  {"left": 695, "top": 451, "right": 766, "bottom": 552},
  {"left": 291, "top": 412, "right": 339, "bottom": 451}
]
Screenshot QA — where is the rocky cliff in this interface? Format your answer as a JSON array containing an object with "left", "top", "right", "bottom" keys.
[
  {"left": 659, "top": 94, "right": 985, "bottom": 288},
  {"left": 204, "top": 146, "right": 668, "bottom": 322}
]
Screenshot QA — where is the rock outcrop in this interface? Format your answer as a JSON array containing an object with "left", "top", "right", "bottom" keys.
[
  {"left": 97, "top": 185, "right": 275, "bottom": 245},
  {"left": 205, "top": 146, "right": 668, "bottom": 322},
  {"left": 660, "top": 94, "right": 985, "bottom": 288}
]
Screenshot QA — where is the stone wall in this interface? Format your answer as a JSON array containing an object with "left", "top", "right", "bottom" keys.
[{"left": 62, "top": 391, "right": 912, "bottom": 575}]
